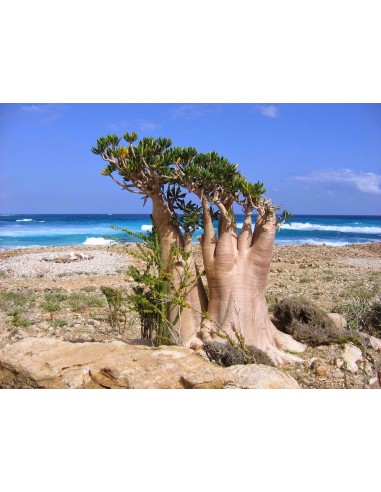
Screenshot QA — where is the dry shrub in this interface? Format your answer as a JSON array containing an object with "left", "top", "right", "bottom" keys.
[
  {"left": 360, "top": 300, "right": 381, "bottom": 338},
  {"left": 202, "top": 340, "right": 274, "bottom": 367},
  {"left": 273, "top": 298, "right": 342, "bottom": 346}
]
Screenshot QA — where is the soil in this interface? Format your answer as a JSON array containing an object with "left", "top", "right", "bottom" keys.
[{"left": 1, "top": 242, "right": 380, "bottom": 389}]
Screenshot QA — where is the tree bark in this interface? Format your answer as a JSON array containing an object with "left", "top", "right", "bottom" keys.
[
  {"left": 151, "top": 194, "right": 207, "bottom": 346},
  {"left": 201, "top": 213, "right": 306, "bottom": 365}
]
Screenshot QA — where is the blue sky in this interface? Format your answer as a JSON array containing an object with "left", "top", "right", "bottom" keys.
[{"left": 0, "top": 103, "right": 380, "bottom": 215}]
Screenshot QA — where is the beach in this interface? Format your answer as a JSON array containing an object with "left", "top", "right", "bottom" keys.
[
  {"left": 1, "top": 242, "right": 380, "bottom": 389},
  {"left": 1, "top": 242, "right": 380, "bottom": 308}
]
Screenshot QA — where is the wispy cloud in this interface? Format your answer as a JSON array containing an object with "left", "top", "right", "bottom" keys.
[
  {"left": 21, "top": 104, "right": 45, "bottom": 114},
  {"left": 256, "top": 104, "right": 280, "bottom": 119},
  {"left": 20, "top": 104, "right": 66, "bottom": 122},
  {"left": 293, "top": 168, "right": 381, "bottom": 194},
  {"left": 170, "top": 104, "right": 221, "bottom": 120},
  {"left": 106, "top": 118, "right": 160, "bottom": 132}
]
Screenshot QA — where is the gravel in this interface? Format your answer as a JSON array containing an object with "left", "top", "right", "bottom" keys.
[
  {"left": 0, "top": 250, "right": 128, "bottom": 278},
  {"left": 340, "top": 258, "right": 381, "bottom": 270}
]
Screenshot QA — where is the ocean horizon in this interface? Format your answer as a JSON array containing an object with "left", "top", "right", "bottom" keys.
[{"left": 0, "top": 213, "right": 380, "bottom": 249}]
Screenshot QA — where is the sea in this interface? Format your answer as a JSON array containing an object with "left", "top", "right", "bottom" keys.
[{"left": 0, "top": 214, "right": 380, "bottom": 250}]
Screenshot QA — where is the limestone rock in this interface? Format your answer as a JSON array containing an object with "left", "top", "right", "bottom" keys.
[
  {"left": 226, "top": 364, "right": 300, "bottom": 389},
  {"left": 0, "top": 337, "right": 234, "bottom": 389},
  {"left": 327, "top": 313, "right": 347, "bottom": 331},
  {"left": 369, "top": 335, "right": 381, "bottom": 352},
  {"left": 342, "top": 343, "right": 363, "bottom": 373}
]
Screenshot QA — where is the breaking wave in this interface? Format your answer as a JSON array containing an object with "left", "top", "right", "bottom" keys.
[
  {"left": 281, "top": 222, "right": 381, "bottom": 234},
  {"left": 82, "top": 237, "right": 117, "bottom": 246},
  {"left": 16, "top": 218, "right": 35, "bottom": 222},
  {"left": 275, "top": 238, "right": 352, "bottom": 247},
  {"left": 141, "top": 224, "right": 153, "bottom": 231}
]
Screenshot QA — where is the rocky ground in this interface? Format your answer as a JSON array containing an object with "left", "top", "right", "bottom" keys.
[{"left": 0, "top": 242, "right": 380, "bottom": 389}]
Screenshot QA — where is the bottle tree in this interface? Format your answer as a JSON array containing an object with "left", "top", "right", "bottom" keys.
[{"left": 92, "top": 133, "right": 306, "bottom": 364}]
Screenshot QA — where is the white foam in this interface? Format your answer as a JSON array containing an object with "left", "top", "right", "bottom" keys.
[
  {"left": 276, "top": 238, "right": 351, "bottom": 247},
  {"left": 16, "top": 218, "right": 34, "bottom": 222},
  {"left": 141, "top": 224, "right": 153, "bottom": 231},
  {"left": 82, "top": 237, "right": 117, "bottom": 246},
  {"left": 281, "top": 222, "right": 381, "bottom": 234}
]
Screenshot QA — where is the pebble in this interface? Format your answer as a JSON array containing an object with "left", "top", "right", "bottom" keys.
[{"left": 0, "top": 250, "right": 127, "bottom": 279}]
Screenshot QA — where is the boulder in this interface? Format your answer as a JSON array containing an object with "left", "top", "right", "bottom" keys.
[
  {"left": 0, "top": 337, "right": 301, "bottom": 389},
  {"left": 225, "top": 364, "right": 300, "bottom": 389},
  {"left": 0, "top": 337, "right": 234, "bottom": 389},
  {"left": 369, "top": 335, "right": 381, "bottom": 352},
  {"left": 342, "top": 343, "right": 363, "bottom": 373},
  {"left": 327, "top": 313, "right": 347, "bottom": 331}
]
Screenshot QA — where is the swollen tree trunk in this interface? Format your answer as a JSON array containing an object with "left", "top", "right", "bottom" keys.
[
  {"left": 201, "top": 211, "right": 306, "bottom": 365},
  {"left": 151, "top": 194, "right": 207, "bottom": 346}
]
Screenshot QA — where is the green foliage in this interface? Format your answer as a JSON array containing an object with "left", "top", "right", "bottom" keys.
[
  {"left": 112, "top": 218, "right": 195, "bottom": 345},
  {"left": 100, "top": 286, "right": 127, "bottom": 334},
  {"left": 67, "top": 292, "right": 104, "bottom": 312},
  {"left": 119, "top": 220, "right": 174, "bottom": 345},
  {"left": 0, "top": 290, "right": 36, "bottom": 312},
  {"left": 40, "top": 298, "right": 61, "bottom": 315},
  {"left": 339, "top": 334, "right": 364, "bottom": 348},
  {"left": 91, "top": 131, "right": 274, "bottom": 235},
  {"left": 8, "top": 309, "right": 31, "bottom": 328},
  {"left": 52, "top": 318, "right": 67, "bottom": 328},
  {"left": 281, "top": 210, "right": 293, "bottom": 223},
  {"left": 338, "top": 295, "right": 381, "bottom": 338}
]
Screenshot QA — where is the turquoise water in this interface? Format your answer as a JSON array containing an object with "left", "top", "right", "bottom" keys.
[{"left": 0, "top": 214, "right": 380, "bottom": 249}]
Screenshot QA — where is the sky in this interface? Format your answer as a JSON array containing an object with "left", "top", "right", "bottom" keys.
[{"left": 0, "top": 103, "right": 380, "bottom": 215}]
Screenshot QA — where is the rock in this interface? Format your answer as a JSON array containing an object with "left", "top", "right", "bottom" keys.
[
  {"left": 327, "top": 313, "right": 347, "bottom": 331},
  {"left": 369, "top": 335, "right": 381, "bottom": 352},
  {"left": 342, "top": 343, "right": 363, "bottom": 373},
  {"left": 198, "top": 328, "right": 212, "bottom": 342},
  {"left": 309, "top": 358, "right": 329, "bottom": 376},
  {"left": 331, "top": 369, "right": 344, "bottom": 378},
  {"left": 0, "top": 337, "right": 234, "bottom": 389},
  {"left": 315, "top": 365, "right": 329, "bottom": 377},
  {"left": 225, "top": 364, "right": 300, "bottom": 389}
]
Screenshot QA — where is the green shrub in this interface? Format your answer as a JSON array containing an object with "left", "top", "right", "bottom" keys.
[
  {"left": 100, "top": 286, "right": 127, "bottom": 334},
  {"left": 0, "top": 290, "right": 35, "bottom": 312},
  {"left": 52, "top": 318, "right": 67, "bottom": 328},
  {"left": 67, "top": 293, "right": 104, "bottom": 312},
  {"left": 362, "top": 300, "right": 381, "bottom": 338},
  {"left": 336, "top": 296, "right": 381, "bottom": 338},
  {"left": 8, "top": 309, "right": 31, "bottom": 328}
]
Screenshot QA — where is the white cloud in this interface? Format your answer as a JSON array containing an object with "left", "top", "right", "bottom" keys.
[
  {"left": 294, "top": 168, "right": 381, "bottom": 194},
  {"left": 256, "top": 104, "right": 279, "bottom": 118},
  {"left": 20, "top": 104, "right": 66, "bottom": 122},
  {"left": 21, "top": 104, "right": 45, "bottom": 113},
  {"left": 170, "top": 104, "right": 221, "bottom": 120},
  {"left": 106, "top": 118, "right": 160, "bottom": 132}
]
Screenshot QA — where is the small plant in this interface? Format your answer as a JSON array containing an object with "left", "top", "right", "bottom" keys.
[
  {"left": 40, "top": 299, "right": 61, "bottom": 320},
  {"left": 110, "top": 219, "right": 189, "bottom": 346},
  {"left": 299, "top": 274, "right": 313, "bottom": 284},
  {"left": 100, "top": 286, "right": 127, "bottom": 334},
  {"left": 0, "top": 290, "right": 35, "bottom": 312},
  {"left": 67, "top": 293, "right": 104, "bottom": 312},
  {"left": 80, "top": 286, "right": 97, "bottom": 293},
  {"left": 8, "top": 309, "right": 31, "bottom": 328},
  {"left": 52, "top": 318, "right": 67, "bottom": 328},
  {"left": 337, "top": 296, "right": 381, "bottom": 337}
]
